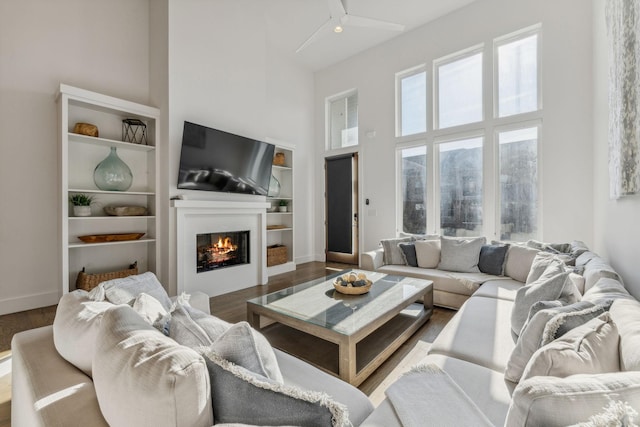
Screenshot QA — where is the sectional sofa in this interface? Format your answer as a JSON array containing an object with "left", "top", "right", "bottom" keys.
[
  {"left": 11, "top": 238, "right": 640, "bottom": 426},
  {"left": 360, "top": 236, "right": 640, "bottom": 426}
]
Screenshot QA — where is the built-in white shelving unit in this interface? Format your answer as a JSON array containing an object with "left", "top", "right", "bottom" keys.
[
  {"left": 266, "top": 142, "right": 296, "bottom": 276},
  {"left": 57, "top": 84, "right": 161, "bottom": 294}
]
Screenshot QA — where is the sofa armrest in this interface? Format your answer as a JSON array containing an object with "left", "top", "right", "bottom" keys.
[
  {"left": 362, "top": 248, "right": 384, "bottom": 271},
  {"left": 11, "top": 326, "right": 109, "bottom": 427}
]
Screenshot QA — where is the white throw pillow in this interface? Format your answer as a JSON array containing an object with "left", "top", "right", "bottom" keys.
[
  {"left": 506, "top": 371, "right": 640, "bottom": 427},
  {"left": 131, "top": 292, "right": 170, "bottom": 334},
  {"left": 437, "top": 236, "right": 486, "bottom": 273},
  {"left": 93, "top": 305, "right": 212, "bottom": 427},
  {"left": 89, "top": 271, "right": 172, "bottom": 310},
  {"left": 504, "top": 245, "right": 540, "bottom": 283},
  {"left": 52, "top": 289, "right": 115, "bottom": 377},
  {"left": 414, "top": 239, "right": 441, "bottom": 268},
  {"left": 511, "top": 270, "right": 573, "bottom": 337},
  {"left": 525, "top": 253, "right": 565, "bottom": 285},
  {"left": 521, "top": 313, "right": 620, "bottom": 381}
]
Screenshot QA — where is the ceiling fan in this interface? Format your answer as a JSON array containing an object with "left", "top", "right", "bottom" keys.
[{"left": 296, "top": 0, "right": 405, "bottom": 53}]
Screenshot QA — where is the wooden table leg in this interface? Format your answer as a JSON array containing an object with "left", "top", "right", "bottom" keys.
[
  {"left": 247, "top": 306, "right": 260, "bottom": 329},
  {"left": 338, "top": 336, "right": 357, "bottom": 385}
]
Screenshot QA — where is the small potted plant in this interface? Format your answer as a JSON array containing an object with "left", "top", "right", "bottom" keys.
[
  {"left": 69, "top": 193, "right": 94, "bottom": 217},
  {"left": 278, "top": 200, "right": 288, "bottom": 212}
]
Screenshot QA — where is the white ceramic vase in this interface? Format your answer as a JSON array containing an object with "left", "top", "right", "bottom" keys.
[{"left": 73, "top": 205, "right": 91, "bottom": 217}]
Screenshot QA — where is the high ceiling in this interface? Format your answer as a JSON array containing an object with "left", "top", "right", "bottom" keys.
[{"left": 265, "top": 0, "right": 478, "bottom": 71}]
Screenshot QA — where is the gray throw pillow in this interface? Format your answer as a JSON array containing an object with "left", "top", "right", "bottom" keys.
[
  {"left": 478, "top": 243, "right": 509, "bottom": 276},
  {"left": 204, "top": 353, "right": 349, "bottom": 427},
  {"left": 209, "top": 321, "right": 283, "bottom": 384},
  {"left": 398, "top": 243, "right": 418, "bottom": 267},
  {"left": 526, "top": 253, "right": 565, "bottom": 285},
  {"left": 437, "top": 236, "right": 486, "bottom": 273},
  {"left": 511, "top": 270, "right": 573, "bottom": 337},
  {"left": 170, "top": 302, "right": 231, "bottom": 348},
  {"left": 541, "top": 299, "right": 614, "bottom": 345},
  {"left": 380, "top": 237, "right": 413, "bottom": 265},
  {"left": 89, "top": 271, "right": 173, "bottom": 310}
]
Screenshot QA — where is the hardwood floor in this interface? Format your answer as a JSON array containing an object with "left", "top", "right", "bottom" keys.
[{"left": 0, "top": 261, "right": 455, "bottom": 426}]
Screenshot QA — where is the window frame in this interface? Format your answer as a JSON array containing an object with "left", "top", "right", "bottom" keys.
[
  {"left": 395, "top": 64, "right": 428, "bottom": 138},
  {"left": 493, "top": 120, "right": 542, "bottom": 241},
  {"left": 433, "top": 44, "right": 485, "bottom": 131},
  {"left": 493, "top": 24, "right": 543, "bottom": 119},
  {"left": 325, "top": 88, "right": 359, "bottom": 151}
]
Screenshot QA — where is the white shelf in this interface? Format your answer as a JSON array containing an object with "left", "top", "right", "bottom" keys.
[
  {"left": 265, "top": 142, "right": 296, "bottom": 276},
  {"left": 59, "top": 84, "right": 161, "bottom": 294},
  {"left": 69, "top": 133, "right": 155, "bottom": 152},
  {"left": 68, "top": 237, "right": 156, "bottom": 249}
]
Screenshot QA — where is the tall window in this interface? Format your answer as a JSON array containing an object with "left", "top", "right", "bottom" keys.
[
  {"left": 496, "top": 28, "right": 540, "bottom": 117},
  {"left": 400, "top": 146, "right": 427, "bottom": 234},
  {"left": 498, "top": 127, "right": 538, "bottom": 241},
  {"left": 435, "top": 49, "right": 483, "bottom": 129},
  {"left": 328, "top": 91, "right": 358, "bottom": 150},
  {"left": 397, "top": 67, "right": 427, "bottom": 136},
  {"left": 438, "top": 137, "right": 483, "bottom": 236},
  {"left": 394, "top": 26, "right": 542, "bottom": 240}
]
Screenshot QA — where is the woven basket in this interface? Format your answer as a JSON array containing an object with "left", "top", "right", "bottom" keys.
[
  {"left": 75, "top": 261, "right": 138, "bottom": 291},
  {"left": 267, "top": 245, "right": 287, "bottom": 267},
  {"left": 273, "top": 152, "right": 286, "bottom": 166}
]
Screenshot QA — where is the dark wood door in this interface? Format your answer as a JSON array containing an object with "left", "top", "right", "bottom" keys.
[{"left": 325, "top": 153, "right": 358, "bottom": 264}]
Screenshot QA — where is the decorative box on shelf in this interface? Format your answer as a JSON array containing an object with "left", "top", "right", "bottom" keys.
[{"left": 267, "top": 244, "right": 288, "bottom": 267}]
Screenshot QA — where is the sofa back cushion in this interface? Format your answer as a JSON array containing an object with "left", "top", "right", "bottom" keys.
[
  {"left": 89, "top": 271, "right": 172, "bottom": 310},
  {"left": 610, "top": 298, "right": 640, "bottom": 371},
  {"left": 583, "top": 257, "right": 624, "bottom": 293},
  {"left": 506, "top": 371, "right": 640, "bottom": 427},
  {"left": 414, "top": 240, "right": 441, "bottom": 268},
  {"left": 504, "top": 245, "right": 540, "bottom": 283},
  {"left": 93, "top": 305, "right": 212, "bottom": 427},
  {"left": 437, "top": 236, "right": 486, "bottom": 273},
  {"left": 53, "top": 290, "right": 114, "bottom": 377}
]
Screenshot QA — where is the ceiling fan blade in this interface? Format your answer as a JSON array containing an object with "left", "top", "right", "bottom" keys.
[
  {"left": 343, "top": 14, "right": 405, "bottom": 32},
  {"left": 327, "top": 0, "right": 346, "bottom": 18},
  {"left": 295, "top": 18, "right": 336, "bottom": 53}
]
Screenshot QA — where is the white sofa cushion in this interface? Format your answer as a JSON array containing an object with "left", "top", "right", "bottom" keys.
[
  {"left": 521, "top": 313, "right": 620, "bottom": 381},
  {"left": 414, "top": 239, "right": 440, "bottom": 268},
  {"left": 472, "top": 278, "right": 523, "bottom": 301},
  {"left": 52, "top": 290, "right": 115, "bottom": 377},
  {"left": 437, "top": 236, "right": 486, "bottom": 273},
  {"left": 429, "top": 296, "right": 516, "bottom": 372},
  {"left": 131, "top": 292, "right": 170, "bottom": 333},
  {"left": 503, "top": 244, "right": 539, "bottom": 283},
  {"left": 93, "top": 305, "right": 212, "bottom": 427},
  {"left": 505, "top": 371, "right": 640, "bottom": 427},
  {"left": 610, "top": 298, "right": 640, "bottom": 371}
]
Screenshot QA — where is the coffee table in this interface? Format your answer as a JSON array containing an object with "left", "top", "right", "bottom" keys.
[{"left": 247, "top": 270, "right": 433, "bottom": 386}]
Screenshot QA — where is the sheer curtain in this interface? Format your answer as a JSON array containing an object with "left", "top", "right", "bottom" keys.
[{"left": 607, "top": 0, "right": 640, "bottom": 199}]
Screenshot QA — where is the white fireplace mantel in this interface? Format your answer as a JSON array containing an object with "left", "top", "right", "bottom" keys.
[{"left": 172, "top": 199, "right": 270, "bottom": 297}]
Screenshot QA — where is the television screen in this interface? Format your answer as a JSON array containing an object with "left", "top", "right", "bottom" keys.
[{"left": 177, "top": 121, "right": 275, "bottom": 195}]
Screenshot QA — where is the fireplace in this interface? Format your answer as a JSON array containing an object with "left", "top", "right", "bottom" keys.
[{"left": 197, "top": 230, "right": 249, "bottom": 272}]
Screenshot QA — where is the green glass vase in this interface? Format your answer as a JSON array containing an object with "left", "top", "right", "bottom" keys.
[{"left": 93, "top": 147, "right": 133, "bottom": 191}]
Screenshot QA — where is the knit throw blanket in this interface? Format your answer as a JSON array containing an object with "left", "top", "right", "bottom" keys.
[{"left": 385, "top": 364, "right": 494, "bottom": 427}]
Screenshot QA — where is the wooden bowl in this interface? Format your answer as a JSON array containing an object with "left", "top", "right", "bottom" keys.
[{"left": 333, "top": 279, "right": 372, "bottom": 295}]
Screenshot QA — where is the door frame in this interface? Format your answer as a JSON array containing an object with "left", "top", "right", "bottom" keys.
[{"left": 325, "top": 152, "right": 359, "bottom": 264}]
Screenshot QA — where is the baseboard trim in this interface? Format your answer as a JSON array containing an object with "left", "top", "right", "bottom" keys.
[
  {"left": 0, "top": 291, "right": 59, "bottom": 316},
  {"left": 295, "top": 255, "right": 315, "bottom": 264}
]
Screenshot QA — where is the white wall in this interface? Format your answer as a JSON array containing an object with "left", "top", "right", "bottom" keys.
[
  {"left": 592, "top": 1, "right": 640, "bottom": 300},
  {"left": 0, "top": 0, "right": 150, "bottom": 314},
  {"left": 314, "top": 0, "right": 595, "bottom": 260},
  {"left": 164, "top": 0, "right": 315, "bottom": 294}
]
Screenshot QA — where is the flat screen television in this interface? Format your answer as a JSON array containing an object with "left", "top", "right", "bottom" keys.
[{"left": 177, "top": 121, "right": 275, "bottom": 195}]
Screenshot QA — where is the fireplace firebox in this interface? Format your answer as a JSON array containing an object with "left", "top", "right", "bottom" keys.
[{"left": 196, "top": 230, "right": 250, "bottom": 273}]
